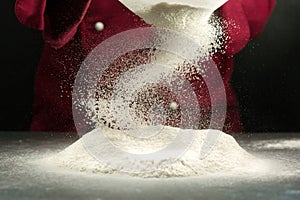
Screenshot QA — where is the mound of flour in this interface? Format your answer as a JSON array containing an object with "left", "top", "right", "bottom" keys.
[{"left": 42, "top": 126, "right": 265, "bottom": 178}]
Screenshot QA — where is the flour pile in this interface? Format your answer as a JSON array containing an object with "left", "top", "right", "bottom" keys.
[{"left": 42, "top": 126, "right": 266, "bottom": 178}]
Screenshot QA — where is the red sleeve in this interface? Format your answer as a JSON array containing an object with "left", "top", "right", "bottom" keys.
[
  {"left": 242, "top": 0, "right": 276, "bottom": 38},
  {"left": 221, "top": 0, "right": 275, "bottom": 55},
  {"left": 15, "top": 0, "right": 91, "bottom": 49},
  {"left": 15, "top": 0, "right": 47, "bottom": 30}
]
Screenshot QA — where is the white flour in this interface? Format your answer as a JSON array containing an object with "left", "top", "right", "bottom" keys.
[
  {"left": 42, "top": 126, "right": 267, "bottom": 178},
  {"left": 48, "top": 2, "right": 262, "bottom": 178},
  {"left": 136, "top": 2, "right": 225, "bottom": 56},
  {"left": 78, "top": 2, "right": 226, "bottom": 130}
]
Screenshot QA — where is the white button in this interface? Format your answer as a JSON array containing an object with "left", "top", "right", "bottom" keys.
[
  {"left": 169, "top": 102, "right": 179, "bottom": 110},
  {"left": 95, "top": 22, "right": 105, "bottom": 32}
]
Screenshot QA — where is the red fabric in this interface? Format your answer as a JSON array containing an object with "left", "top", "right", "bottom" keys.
[
  {"left": 15, "top": 0, "right": 46, "bottom": 30},
  {"left": 15, "top": 0, "right": 275, "bottom": 133},
  {"left": 43, "top": 0, "right": 92, "bottom": 49}
]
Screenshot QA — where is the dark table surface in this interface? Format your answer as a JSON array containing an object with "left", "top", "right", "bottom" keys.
[{"left": 0, "top": 132, "right": 300, "bottom": 200}]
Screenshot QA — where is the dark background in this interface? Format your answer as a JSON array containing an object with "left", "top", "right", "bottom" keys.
[{"left": 0, "top": 0, "right": 299, "bottom": 132}]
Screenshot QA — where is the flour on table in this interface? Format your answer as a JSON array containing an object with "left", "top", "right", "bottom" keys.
[{"left": 41, "top": 126, "right": 266, "bottom": 178}]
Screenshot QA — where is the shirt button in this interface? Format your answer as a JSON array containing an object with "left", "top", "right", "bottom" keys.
[{"left": 95, "top": 22, "right": 105, "bottom": 32}]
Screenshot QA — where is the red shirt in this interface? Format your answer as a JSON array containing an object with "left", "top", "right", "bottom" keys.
[{"left": 15, "top": 0, "right": 275, "bottom": 133}]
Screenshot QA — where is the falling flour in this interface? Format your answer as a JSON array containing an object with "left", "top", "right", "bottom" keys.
[
  {"left": 76, "top": 2, "right": 227, "bottom": 130},
  {"left": 136, "top": 2, "right": 225, "bottom": 55},
  {"left": 41, "top": 126, "right": 267, "bottom": 178}
]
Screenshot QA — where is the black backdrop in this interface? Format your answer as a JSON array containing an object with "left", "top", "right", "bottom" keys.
[
  {"left": 0, "top": 0, "right": 299, "bottom": 132},
  {"left": 232, "top": 0, "right": 300, "bottom": 132}
]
